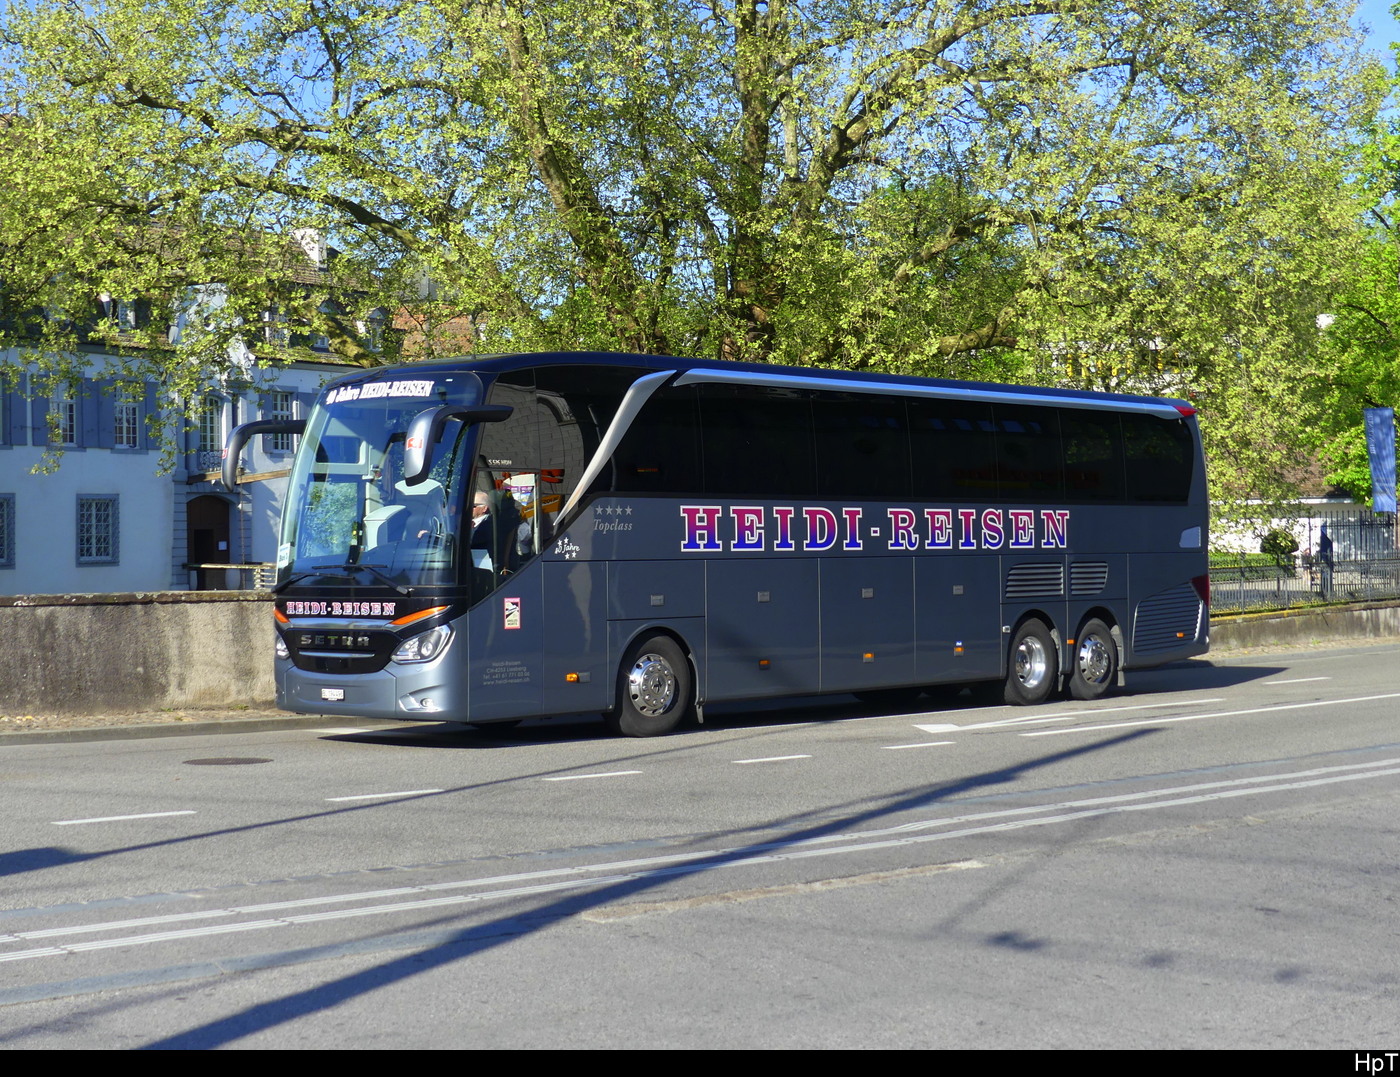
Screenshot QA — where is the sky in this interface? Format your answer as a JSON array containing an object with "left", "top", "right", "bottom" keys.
[{"left": 1356, "top": 0, "right": 1399, "bottom": 61}]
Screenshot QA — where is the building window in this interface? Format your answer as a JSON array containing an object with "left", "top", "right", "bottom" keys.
[
  {"left": 197, "top": 397, "right": 224, "bottom": 472},
  {"left": 0, "top": 495, "right": 13, "bottom": 568},
  {"left": 267, "top": 391, "right": 295, "bottom": 453},
  {"left": 115, "top": 402, "right": 139, "bottom": 448},
  {"left": 77, "top": 496, "right": 118, "bottom": 564},
  {"left": 50, "top": 395, "right": 77, "bottom": 446},
  {"left": 198, "top": 397, "right": 222, "bottom": 453},
  {"left": 263, "top": 308, "right": 288, "bottom": 348}
]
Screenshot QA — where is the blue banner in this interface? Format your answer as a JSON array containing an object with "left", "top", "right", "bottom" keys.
[{"left": 1364, "top": 407, "right": 1397, "bottom": 513}]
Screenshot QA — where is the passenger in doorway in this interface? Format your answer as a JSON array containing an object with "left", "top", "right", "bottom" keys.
[{"left": 471, "top": 488, "right": 522, "bottom": 575}]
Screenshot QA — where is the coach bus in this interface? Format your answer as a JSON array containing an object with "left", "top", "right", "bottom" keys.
[{"left": 223, "top": 352, "right": 1209, "bottom": 736}]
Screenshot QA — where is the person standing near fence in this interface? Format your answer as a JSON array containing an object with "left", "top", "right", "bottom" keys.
[{"left": 1318, "top": 525, "right": 1334, "bottom": 597}]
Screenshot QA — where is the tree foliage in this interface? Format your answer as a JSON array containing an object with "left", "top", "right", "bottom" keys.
[
  {"left": 1307, "top": 24, "right": 1400, "bottom": 506},
  {"left": 0, "top": 0, "right": 1377, "bottom": 500}
]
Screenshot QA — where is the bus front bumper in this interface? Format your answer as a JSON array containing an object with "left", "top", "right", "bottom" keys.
[{"left": 277, "top": 660, "right": 467, "bottom": 722}]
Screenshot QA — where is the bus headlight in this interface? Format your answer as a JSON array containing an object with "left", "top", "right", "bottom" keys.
[
  {"left": 392, "top": 624, "right": 453, "bottom": 664},
  {"left": 275, "top": 634, "right": 290, "bottom": 660}
]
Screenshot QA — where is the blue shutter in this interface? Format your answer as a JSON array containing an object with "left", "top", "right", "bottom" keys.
[
  {"left": 30, "top": 396, "right": 48, "bottom": 446},
  {"left": 4, "top": 377, "right": 28, "bottom": 445},
  {"left": 81, "top": 378, "right": 102, "bottom": 448},
  {"left": 142, "top": 384, "right": 159, "bottom": 450},
  {"left": 96, "top": 380, "right": 116, "bottom": 449}
]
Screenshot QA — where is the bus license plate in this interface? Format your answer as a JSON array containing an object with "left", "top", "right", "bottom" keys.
[{"left": 321, "top": 688, "right": 345, "bottom": 702}]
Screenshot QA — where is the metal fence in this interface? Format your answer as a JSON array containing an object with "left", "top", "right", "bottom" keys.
[{"left": 1210, "top": 511, "right": 1400, "bottom": 614}]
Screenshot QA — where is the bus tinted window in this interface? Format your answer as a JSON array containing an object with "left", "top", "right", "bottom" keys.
[
  {"left": 1061, "top": 410, "right": 1125, "bottom": 502},
  {"left": 813, "top": 393, "right": 911, "bottom": 500},
  {"left": 1122, "top": 414, "right": 1193, "bottom": 502},
  {"left": 613, "top": 387, "right": 702, "bottom": 494},
  {"left": 697, "top": 385, "right": 816, "bottom": 498},
  {"left": 996, "top": 405, "right": 1063, "bottom": 501},
  {"left": 908, "top": 399, "right": 999, "bottom": 500}
]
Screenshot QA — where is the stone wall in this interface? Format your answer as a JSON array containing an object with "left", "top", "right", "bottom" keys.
[
  {"left": 1210, "top": 600, "right": 1400, "bottom": 652},
  {"left": 0, "top": 591, "right": 274, "bottom": 715}
]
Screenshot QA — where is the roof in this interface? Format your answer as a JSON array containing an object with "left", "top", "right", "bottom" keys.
[{"left": 320, "top": 350, "right": 1196, "bottom": 418}]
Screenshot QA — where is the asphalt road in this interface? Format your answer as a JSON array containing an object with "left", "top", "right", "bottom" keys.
[{"left": 2, "top": 642, "right": 1399, "bottom": 1048}]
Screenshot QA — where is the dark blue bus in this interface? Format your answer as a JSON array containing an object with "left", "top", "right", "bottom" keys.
[{"left": 225, "top": 352, "right": 1209, "bottom": 736}]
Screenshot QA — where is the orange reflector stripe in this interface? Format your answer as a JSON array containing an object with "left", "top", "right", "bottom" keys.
[
  {"left": 274, "top": 608, "right": 289, "bottom": 624},
  {"left": 390, "top": 605, "right": 450, "bottom": 627}
]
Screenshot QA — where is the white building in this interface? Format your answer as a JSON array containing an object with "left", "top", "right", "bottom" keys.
[{"left": 0, "top": 349, "right": 349, "bottom": 596}]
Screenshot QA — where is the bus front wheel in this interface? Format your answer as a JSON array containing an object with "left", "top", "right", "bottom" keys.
[
  {"left": 1069, "top": 619, "right": 1118, "bottom": 701},
  {"left": 1004, "top": 619, "right": 1057, "bottom": 706},
  {"left": 607, "top": 635, "right": 694, "bottom": 737}
]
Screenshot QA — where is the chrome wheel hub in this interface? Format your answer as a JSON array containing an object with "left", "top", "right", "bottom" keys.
[
  {"left": 1077, "top": 635, "right": 1112, "bottom": 684},
  {"left": 627, "top": 653, "right": 676, "bottom": 717},
  {"left": 1014, "top": 635, "right": 1049, "bottom": 690}
]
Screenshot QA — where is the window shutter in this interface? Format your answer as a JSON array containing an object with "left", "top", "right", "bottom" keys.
[
  {"left": 30, "top": 396, "right": 48, "bottom": 446},
  {"left": 81, "top": 379, "right": 102, "bottom": 447},
  {"left": 142, "top": 384, "right": 159, "bottom": 450}
]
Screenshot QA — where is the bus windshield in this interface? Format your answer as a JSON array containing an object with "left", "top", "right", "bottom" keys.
[{"left": 277, "top": 372, "right": 484, "bottom": 589}]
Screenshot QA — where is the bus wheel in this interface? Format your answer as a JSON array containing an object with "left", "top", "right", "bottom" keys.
[
  {"left": 1069, "top": 619, "right": 1117, "bottom": 701},
  {"left": 1004, "top": 619, "right": 1057, "bottom": 706},
  {"left": 608, "top": 635, "right": 694, "bottom": 737}
]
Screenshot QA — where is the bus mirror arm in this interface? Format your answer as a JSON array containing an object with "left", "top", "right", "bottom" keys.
[
  {"left": 222, "top": 419, "right": 307, "bottom": 491},
  {"left": 402, "top": 404, "right": 513, "bottom": 485}
]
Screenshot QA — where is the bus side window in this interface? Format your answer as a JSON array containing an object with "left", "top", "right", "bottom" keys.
[
  {"left": 995, "top": 405, "right": 1063, "bottom": 501},
  {"left": 613, "top": 387, "right": 702, "bottom": 494},
  {"left": 909, "top": 399, "right": 999, "bottom": 500},
  {"left": 813, "top": 392, "right": 911, "bottom": 501},
  {"left": 697, "top": 385, "right": 816, "bottom": 498},
  {"left": 1122, "top": 415, "right": 1193, "bottom": 503},
  {"left": 1061, "top": 411, "right": 1125, "bottom": 502}
]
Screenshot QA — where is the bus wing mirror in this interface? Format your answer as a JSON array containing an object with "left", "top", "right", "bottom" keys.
[
  {"left": 403, "top": 404, "right": 512, "bottom": 485},
  {"left": 222, "top": 419, "right": 307, "bottom": 491}
]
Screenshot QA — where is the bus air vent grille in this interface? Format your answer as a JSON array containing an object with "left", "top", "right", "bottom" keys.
[
  {"left": 1004, "top": 563, "right": 1064, "bottom": 600},
  {"left": 1070, "top": 562, "right": 1109, "bottom": 596},
  {"left": 1133, "top": 582, "right": 1202, "bottom": 655}
]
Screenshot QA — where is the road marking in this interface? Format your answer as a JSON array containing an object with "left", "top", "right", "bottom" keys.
[
  {"left": 50, "top": 811, "right": 196, "bottom": 827},
  {"left": 583, "top": 860, "right": 987, "bottom": 921},
  {"left": 1021, "top": 691, "right": 1400, "bottom": 737},
  {"left": 915, "top": 698, "right": 1225, "bottom": 734},
  {"left": 882, "top": 741, "right": 955, "bottom": 750},
  {"left": 9, "top": 756, "right": 1400, "bottom": 965},
  {"left": 541, "top": 771, "right": 642, "bottom": 782},
  {"left": 733, "top": 754, "right": 812, "bottom": 765},
  {"left": 325, "top": 789, "right": 444, "bottom": 802},
  {"left": 1263, "top": 677, "right": 1331, "bottom": 685}
]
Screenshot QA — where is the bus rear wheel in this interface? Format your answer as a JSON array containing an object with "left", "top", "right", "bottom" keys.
[
  {"left": 607, "top": 635, "right": 694, "bottom": 737},
  {"left": 1069, "top": 619, "right": 1118, "bottom": 701},
  {"left": 1004, "top": 619, "right": 1058, "bottom": 706}
]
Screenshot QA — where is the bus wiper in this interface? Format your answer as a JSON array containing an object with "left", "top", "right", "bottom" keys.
[
  {"left": 271, "top": 571, "right": 319, "bottom": 594},
  {"left": 313, "top": 562, "right": 411, "bottom": 595}
]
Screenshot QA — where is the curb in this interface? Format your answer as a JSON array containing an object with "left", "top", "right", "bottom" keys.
[{"left": 0, "top": 714, "right": 399, "bottom": 746}]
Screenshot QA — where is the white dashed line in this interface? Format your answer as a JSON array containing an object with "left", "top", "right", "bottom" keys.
[
  {"left": 542, "top": 771, "right": 643, "bottom": 782},
  {"left": 1020, "top": 692, "right": 1400, "bottom": 737},
  {"left": 325, "top": 789, "right": 444, "bottom": 802},
  {"left": 882, "top": 741, "right": 955, "bottom": 750},
  {"left": 52, "top": 811, "right": 197, "bottom": 827}
]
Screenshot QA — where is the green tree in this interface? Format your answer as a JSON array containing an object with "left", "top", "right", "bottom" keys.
[
  {"left": 0, "top": 0, "right": 1376, "bottom": 500},
  {"left": 1308, "top": 29, "right": 1400, "bottom": 506}
]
